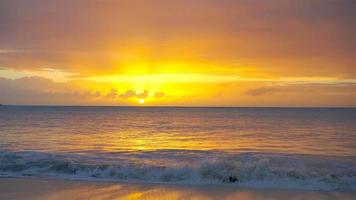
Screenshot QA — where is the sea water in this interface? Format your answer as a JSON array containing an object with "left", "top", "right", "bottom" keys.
[{"left": 0, "top": 106, "right": 355, "bottom": 190}]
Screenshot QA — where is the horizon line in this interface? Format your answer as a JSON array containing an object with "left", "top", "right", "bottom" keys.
[{"left": 1, "top": 104, "right": 355, "bottom": 109}]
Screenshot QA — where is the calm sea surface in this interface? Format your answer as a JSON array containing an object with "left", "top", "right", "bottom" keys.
[{"left": 0, "top": 106, "right": 355, "bottom": 190}]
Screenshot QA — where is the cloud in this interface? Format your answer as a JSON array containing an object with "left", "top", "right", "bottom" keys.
[
  {"left": 245, "top": 87, "right": 281, "bottom": 96},
  {"left": 118, "top": 90, "right": 149, "bottom": 99},
  {"left": 0, "top": 76, "right": 170, "bottom": 105},
  {"left": 153, "top": 92, "right": 167, "bottom": 98},
  {"left": 0, "top": 76, "right": 99, "bottom": 105},
  {"left": 245, "top": 83, "right": 356, "bottom": 97},
  {"left": 106, "top": 90, "right": 166, "bottom": 99},
  {"left": 105, "top": 89, "right": 118, "bottom": 99}
]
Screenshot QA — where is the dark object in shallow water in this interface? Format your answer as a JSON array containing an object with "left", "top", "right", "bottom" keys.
[
  {"left": 229, "top": 176, "right": 238, "bottom": 183},
  {"left": 223, "top": 176, "right": 238, "bottom": 183}
]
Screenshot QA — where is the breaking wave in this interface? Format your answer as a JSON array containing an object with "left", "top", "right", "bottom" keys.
[{"left": 0, "top": 150, "right": 355, "bottom": 191}]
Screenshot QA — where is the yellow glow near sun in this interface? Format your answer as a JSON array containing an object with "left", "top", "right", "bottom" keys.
[{"left": 139, "top": 99, "right": 145, "bottom": 104}]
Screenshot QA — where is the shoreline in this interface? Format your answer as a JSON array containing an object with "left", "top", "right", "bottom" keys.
[{"left": 0, "top": 177, "right": 355, "bottom": 200}]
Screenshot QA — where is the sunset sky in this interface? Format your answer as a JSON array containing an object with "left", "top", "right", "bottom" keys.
[{"left": 0, "top": 0, "right": 355, "bottom": 106}]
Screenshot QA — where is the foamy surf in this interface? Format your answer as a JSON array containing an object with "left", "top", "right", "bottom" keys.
[{"left": 0, "top": 150, "right": 355, "bottom": 191}]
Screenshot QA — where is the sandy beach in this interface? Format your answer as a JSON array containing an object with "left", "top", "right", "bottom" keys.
[
  {"left": 0, "top": 178, "right": 354, "bottom": 200},
  {"left": 1, "top": 0, "right": 356, "bottom": 199}
]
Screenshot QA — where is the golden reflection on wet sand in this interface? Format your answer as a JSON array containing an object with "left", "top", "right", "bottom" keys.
[{"left": 0, "top": 178, "right": 354, "bottom": 200}]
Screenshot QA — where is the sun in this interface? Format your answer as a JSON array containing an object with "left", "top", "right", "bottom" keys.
[{"left": 138, "top": 99, "right": 145, "bottom": 104}]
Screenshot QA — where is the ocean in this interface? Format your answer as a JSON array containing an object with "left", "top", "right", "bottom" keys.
[{"left": 0, "top": 106, "right": 355, "bottom": 191}]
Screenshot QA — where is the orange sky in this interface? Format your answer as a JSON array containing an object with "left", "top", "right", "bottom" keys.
[{"left": 0, "top": 0, "right": 355, "bottom": 106}]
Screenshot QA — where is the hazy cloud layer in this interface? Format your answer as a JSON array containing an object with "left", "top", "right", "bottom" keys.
[
  {"left": 245, "top": 87, "right": 281, "bottom": 96},
  {"left": 0, "top": 1, "right": 355, "bottom": 106},
  {"left": 0, "top": 76, "right": 355, "bottom": 106},
  {"left": 0, "top": 77, "right": 94, "bottom": 104},
  {"left": 0, "top": 0, "right": 355, "bottom": 77},
  {"left": 0, "top": 77, "right": 168, "bottom": 105}
]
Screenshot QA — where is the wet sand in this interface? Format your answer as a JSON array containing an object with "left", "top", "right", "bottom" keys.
[{"left": 0, "top": 178, "right": 355, "bottom": 200}]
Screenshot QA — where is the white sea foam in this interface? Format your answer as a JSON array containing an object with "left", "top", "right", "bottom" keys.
[{"left": 0, "top": 150, "right": 355, "bottom": 191}]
